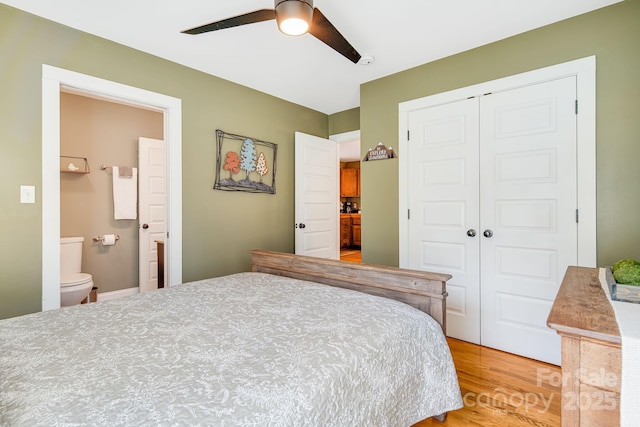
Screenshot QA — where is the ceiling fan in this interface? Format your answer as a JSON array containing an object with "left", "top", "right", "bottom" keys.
[{"left": 182, "top": 0, "right": 362, "bottom": 64}]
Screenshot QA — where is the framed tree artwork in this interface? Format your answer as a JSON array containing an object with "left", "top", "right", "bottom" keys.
[{"left": 214, "top": 129, "right": 277, "bottom": 194}]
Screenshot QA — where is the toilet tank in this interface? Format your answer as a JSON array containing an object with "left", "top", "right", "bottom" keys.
[{"left": 60, "top": 236, "right": 84, "bottom": 277}]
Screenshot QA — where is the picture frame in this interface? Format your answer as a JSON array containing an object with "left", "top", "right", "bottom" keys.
[{"left": 214, "top": 129, "right": 277, "bottom": 194}]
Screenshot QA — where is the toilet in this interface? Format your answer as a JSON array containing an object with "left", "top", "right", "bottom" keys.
[{"left": 60, "top": 237, "right": 94, "bottom": 307}]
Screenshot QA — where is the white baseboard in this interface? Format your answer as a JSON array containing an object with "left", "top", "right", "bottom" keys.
[{"left": 97, "top": 287, "right": 139, "bottom": 302}]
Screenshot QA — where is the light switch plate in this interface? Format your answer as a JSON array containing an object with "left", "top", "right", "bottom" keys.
[{"left": 20, "top": 185, "right": 35, "bottom": 203}]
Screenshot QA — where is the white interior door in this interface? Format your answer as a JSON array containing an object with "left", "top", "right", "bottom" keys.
[
  {"left": 479, "top": 77, "right": 577, "bottom": 364},
  {"left": 404, "top": 77, "right": 577, "bottom": 364},
  {"left": 407, "top": 97, "right": 481, "bottom": 344},
  {"left": 138, "top": 137, "right": 165, "bottom": 292},
  {"left": 294, "top": 132, "right": 339, "bottom": 259}
]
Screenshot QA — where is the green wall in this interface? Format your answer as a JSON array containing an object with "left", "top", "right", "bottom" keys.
[
  {"left": 360, "top": 0, "right": 640, "bottom": 267},
  {"left": 0, "top": 5, "right": 327, "bottom": 319},
  {"left": 328, "top": 107, "right": 360, "bottom": 136},
  {"left": 3, "top": 1, "right": 638, "bottom": 318}
]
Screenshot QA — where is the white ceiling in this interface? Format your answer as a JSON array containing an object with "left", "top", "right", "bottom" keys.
[
  {"left": 3, "top": 0, "right": 621, "bottom": 114},
  {"left": 340, "top": 139, "right": 361, "bottom": 163}
]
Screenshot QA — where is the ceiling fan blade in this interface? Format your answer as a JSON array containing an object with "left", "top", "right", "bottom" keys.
[
  {"left": 308, "top": 8, "right": 361, "bottom": 63},
  {"left": 182, "top": 9, "right": 276, "bottom": 35}
]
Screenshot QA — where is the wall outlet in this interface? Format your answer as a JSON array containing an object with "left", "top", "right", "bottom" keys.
[{"left": 20, "top": 185, "right": 35, "bottom": 203}]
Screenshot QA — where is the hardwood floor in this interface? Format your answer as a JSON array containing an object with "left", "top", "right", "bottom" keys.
[
  {"left": 414, "top": 338, "right": 561, "bottom": 427},
  {"left": 339, "top": 250, "right": 560, "bottom": 426},
  {"left": 339, "top": 249, "right": 361, "bottom": 263}
]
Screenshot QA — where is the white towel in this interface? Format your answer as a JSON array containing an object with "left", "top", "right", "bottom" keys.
[
  {"left": 112, "top": 166, "right": 137, "bottom": 220},
  {"left": 599, "top": 268, "right": 640, "bottom": 427}
]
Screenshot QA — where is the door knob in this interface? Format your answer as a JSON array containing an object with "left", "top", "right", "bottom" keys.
[
  {"left": 483, "top": 229, "right": 493, "bottom": 238},
  {"left": 466, "top": 229, "right": 477, "bottom": 237},
  {"left": 142, "top": 224, "right": 149, "bottom": 229},
  {"left": 299, "top": 223, "right": 306, "bottom": 229}
]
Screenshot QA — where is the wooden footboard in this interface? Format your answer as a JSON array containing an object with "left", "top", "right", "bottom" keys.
[{"left": 250, "top": 250, "right": 451, "bottom": 333}]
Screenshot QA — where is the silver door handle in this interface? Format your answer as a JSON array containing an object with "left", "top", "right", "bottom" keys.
[
  {"left": 483, "top": 229, "right": 493, "bottom": 238},
  {"left": 467, "top": 229, "right": 477, "bottom": 237}
]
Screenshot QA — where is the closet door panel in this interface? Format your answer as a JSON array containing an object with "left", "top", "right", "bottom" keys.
[
  {"left": 407, "top": 97, "right": 481, "bottom": 344},
  {"left": 479, "top": 76, "right": 578, "bottom": 365}
]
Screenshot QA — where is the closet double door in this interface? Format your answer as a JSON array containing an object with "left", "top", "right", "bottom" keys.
[{"left": 406, "top": 77, "right": 577, "bottom": 364}]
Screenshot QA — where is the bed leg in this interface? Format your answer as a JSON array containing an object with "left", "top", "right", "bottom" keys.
[{"left": 433, "top": 412, "right": 447, "bottom": 423}]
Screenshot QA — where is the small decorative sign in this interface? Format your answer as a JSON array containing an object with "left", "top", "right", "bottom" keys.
[{"left": 362, "top": 142, "right": 397, "bottom": 162}]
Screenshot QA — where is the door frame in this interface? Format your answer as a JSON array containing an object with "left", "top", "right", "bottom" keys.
[
  {"left": 330, "top": 130, "right": 361, "bottom": 252},
  {"left": 42, "top": 65, "right": 183, "bottom": 311},
  {"left": 398, "top": 56, "right": 596, "bottom": 268}
]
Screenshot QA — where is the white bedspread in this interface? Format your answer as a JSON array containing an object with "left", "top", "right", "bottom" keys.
[{"left": 0, "top": 272, "right": 462, "bottom": 426}]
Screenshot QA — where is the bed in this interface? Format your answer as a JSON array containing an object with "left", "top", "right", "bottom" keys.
[{"left": 0, "top": 250, "right": 462, "bottom": 426}]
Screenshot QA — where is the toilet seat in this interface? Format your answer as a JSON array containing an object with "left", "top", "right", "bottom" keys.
[
  {"left": 61, "top": 272, "right": 93, "bottom": 287},
  {"left": 60, "top": 273, "right": 94, "bottom": 307}
]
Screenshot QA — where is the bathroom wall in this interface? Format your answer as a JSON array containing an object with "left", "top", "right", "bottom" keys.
[{"left": 60, "top": 92, "right": 163, "bottom": 294}]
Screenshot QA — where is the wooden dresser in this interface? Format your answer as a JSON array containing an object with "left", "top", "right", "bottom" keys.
[{"left": 547, "top": 266, "right": 621, "bottom": 426}]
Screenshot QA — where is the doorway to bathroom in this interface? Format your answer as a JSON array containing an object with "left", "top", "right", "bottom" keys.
[
  {"left": 42, "top": 65, "right": 183, "bottom": 311},
  {"left": 60, "top": 92, "right": 163, "bottom": 298}
]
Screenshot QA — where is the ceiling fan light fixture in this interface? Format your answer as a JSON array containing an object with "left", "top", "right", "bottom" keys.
[
  {"left": 184, "top": 0, "right": 361, "bottom": 63},
  {"left": 275, "top": 0, "right": 313, "bottom": 36}
]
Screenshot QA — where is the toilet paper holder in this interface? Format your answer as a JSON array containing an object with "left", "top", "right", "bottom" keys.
[{"left": 93, "top": 234, "right": 120, "bottom": 243}]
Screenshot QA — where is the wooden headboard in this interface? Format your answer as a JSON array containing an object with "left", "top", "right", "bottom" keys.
[{"left": 250, "top": 250, "right": 451, "bottom": 333}]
